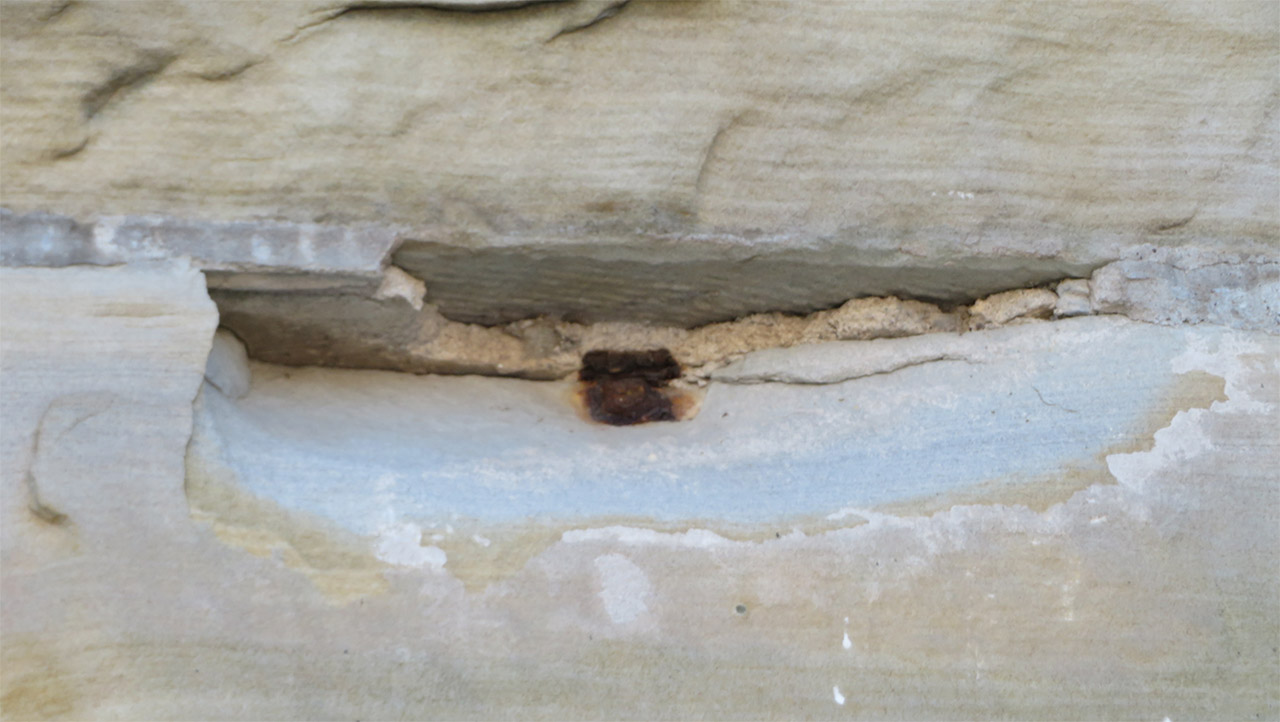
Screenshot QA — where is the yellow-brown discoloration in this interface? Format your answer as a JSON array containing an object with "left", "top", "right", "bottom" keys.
[
  {"left": 185, "top": 440, "right": 389, "bottom": 604},
  {"left": 10, "top": 354, "right": 1274, "bottom": 720},
  {"left": 0, "top": 642, "right": 79, "bottom": 720}
]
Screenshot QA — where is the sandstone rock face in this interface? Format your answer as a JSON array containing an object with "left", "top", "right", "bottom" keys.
[
  {"left": 2, "top": 0, "right": 1277, "bottom": 324},
  {"left": 1, "top": 0, "right": 1277, "bottom": 719},
  {"left": 4, "top": 0, "right": 1275, "bottom": 242},
  {"left": 3, "top": 274, "right": 1277, "bottom": 718}
]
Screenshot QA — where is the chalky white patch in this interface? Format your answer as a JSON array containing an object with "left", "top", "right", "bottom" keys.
[
  {"left": 1108, "top": 331, "right": 1270, "bottom": 499},
  {"left": 566, "top": 526, "right": 736, "bottom": 549},
  {"left": 374, "top": 522, "right": 447, "bottom": 571},
  {"left": 374, "top": 266, "right": 426, "bottom": 310},
  {"left": 594, "top": 553, "right": 653, "bottom": 625}
]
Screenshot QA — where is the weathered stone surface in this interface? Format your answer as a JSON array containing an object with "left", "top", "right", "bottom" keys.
[
  {"left": 204, "top": 328, "right": 252, "bottom": 399},
  {"left": 2, "top": 0, "right": 1276, "bottom": 323},
  {"left": 387, "top": 240, "right": 1096, "bottom": 325},
  {"left": 210, "top": 290, "right": 968, "bottom": 380},
  {"left": 0, "top": 209, "right": 399, "bottom": 279},
  {"left": 1, "top": 0, "right": 1277, "bottom": 718},
  {"left": 4, "top": 279, "right": 1277, "bottom": 718},
  {"left": 0, "top": 264, "right": 219, "bottom": 716},
  {"left": 4, "top": 0, "right": 1274, "bottom": 243},
  {"left": 1091, "top": 246, "right": 1280, "bottom": 332},
  {"left": 1053, "top": 278, "right": 1092, "bottom": 318},
  {"left": 190, "top": 316, "right": 1240, "bottom": 529}
]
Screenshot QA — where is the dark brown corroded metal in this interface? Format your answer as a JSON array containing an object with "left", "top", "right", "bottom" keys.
[
  {"left": 578, "top": 349, "right": 683, "bottom": 426},
  {"left": 579, "top": 349, "right": 681, "bottom": 384}
]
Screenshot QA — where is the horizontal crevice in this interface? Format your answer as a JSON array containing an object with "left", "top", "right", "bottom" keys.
[{"left": 211, "top": 277, "right": 1090, "bottom": 382}]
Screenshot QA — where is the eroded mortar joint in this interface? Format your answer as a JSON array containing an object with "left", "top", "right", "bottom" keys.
[{"left": 214, "top": 275, "right": 1098, "bottom": 385}]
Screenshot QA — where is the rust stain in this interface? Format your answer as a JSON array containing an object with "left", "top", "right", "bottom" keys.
[
  {"left": 185, "top": 436, "right": 390, "bottom": 605},
  {"left": 576, "top": 349, "right": 699, "bottom": 425}
]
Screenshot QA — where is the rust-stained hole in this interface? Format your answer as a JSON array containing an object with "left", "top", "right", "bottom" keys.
[{"left": 577, "top": 349, "right": 698, "bottom": 426}]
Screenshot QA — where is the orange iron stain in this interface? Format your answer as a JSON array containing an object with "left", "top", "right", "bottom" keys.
[{"left": 577, "top": 349, "right": 694, "bottom": 426}]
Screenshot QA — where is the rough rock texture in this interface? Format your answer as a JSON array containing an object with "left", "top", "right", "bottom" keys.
[
  {"left": 2, "top": 0, "right": 1277, "bottom": 324},
  {"left": 4, "top": 0, "right": 1275, "bottom": 240},
  {"left": 0, "top": 264, "right": 219, "bottom": 717},
  {"left": 1053, "top": 278, "right": 1093, "bottom": 318},
  {"left": 213, "top": 291, "right": 967, "bottom": 380},
  {"left": 204, "top": 329, "right": 252, "bottom": 399},
  {"left": 1091, "top": 245, "right": 1280, "bottom": 331},
  {"left": 1, "top": 0, "right": 1278, "bottom": 719},
  {"left": 3, "top": 270, "right": 1277, "bottom": 719},
  {"left": 966, "top": 287, "right": 1057, "bottom": 329},
  {"left": 189, "top": 316, "right": 1244, "bottom": 533}
]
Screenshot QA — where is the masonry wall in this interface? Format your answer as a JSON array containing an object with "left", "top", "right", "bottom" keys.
[{"left": 2, "top": 1, "right": 1277, "bottom": 719}]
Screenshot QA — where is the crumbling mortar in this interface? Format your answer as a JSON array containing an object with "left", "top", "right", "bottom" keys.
[{"left": 217, "top": 276, "right": 1099, "bottom": 383}]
